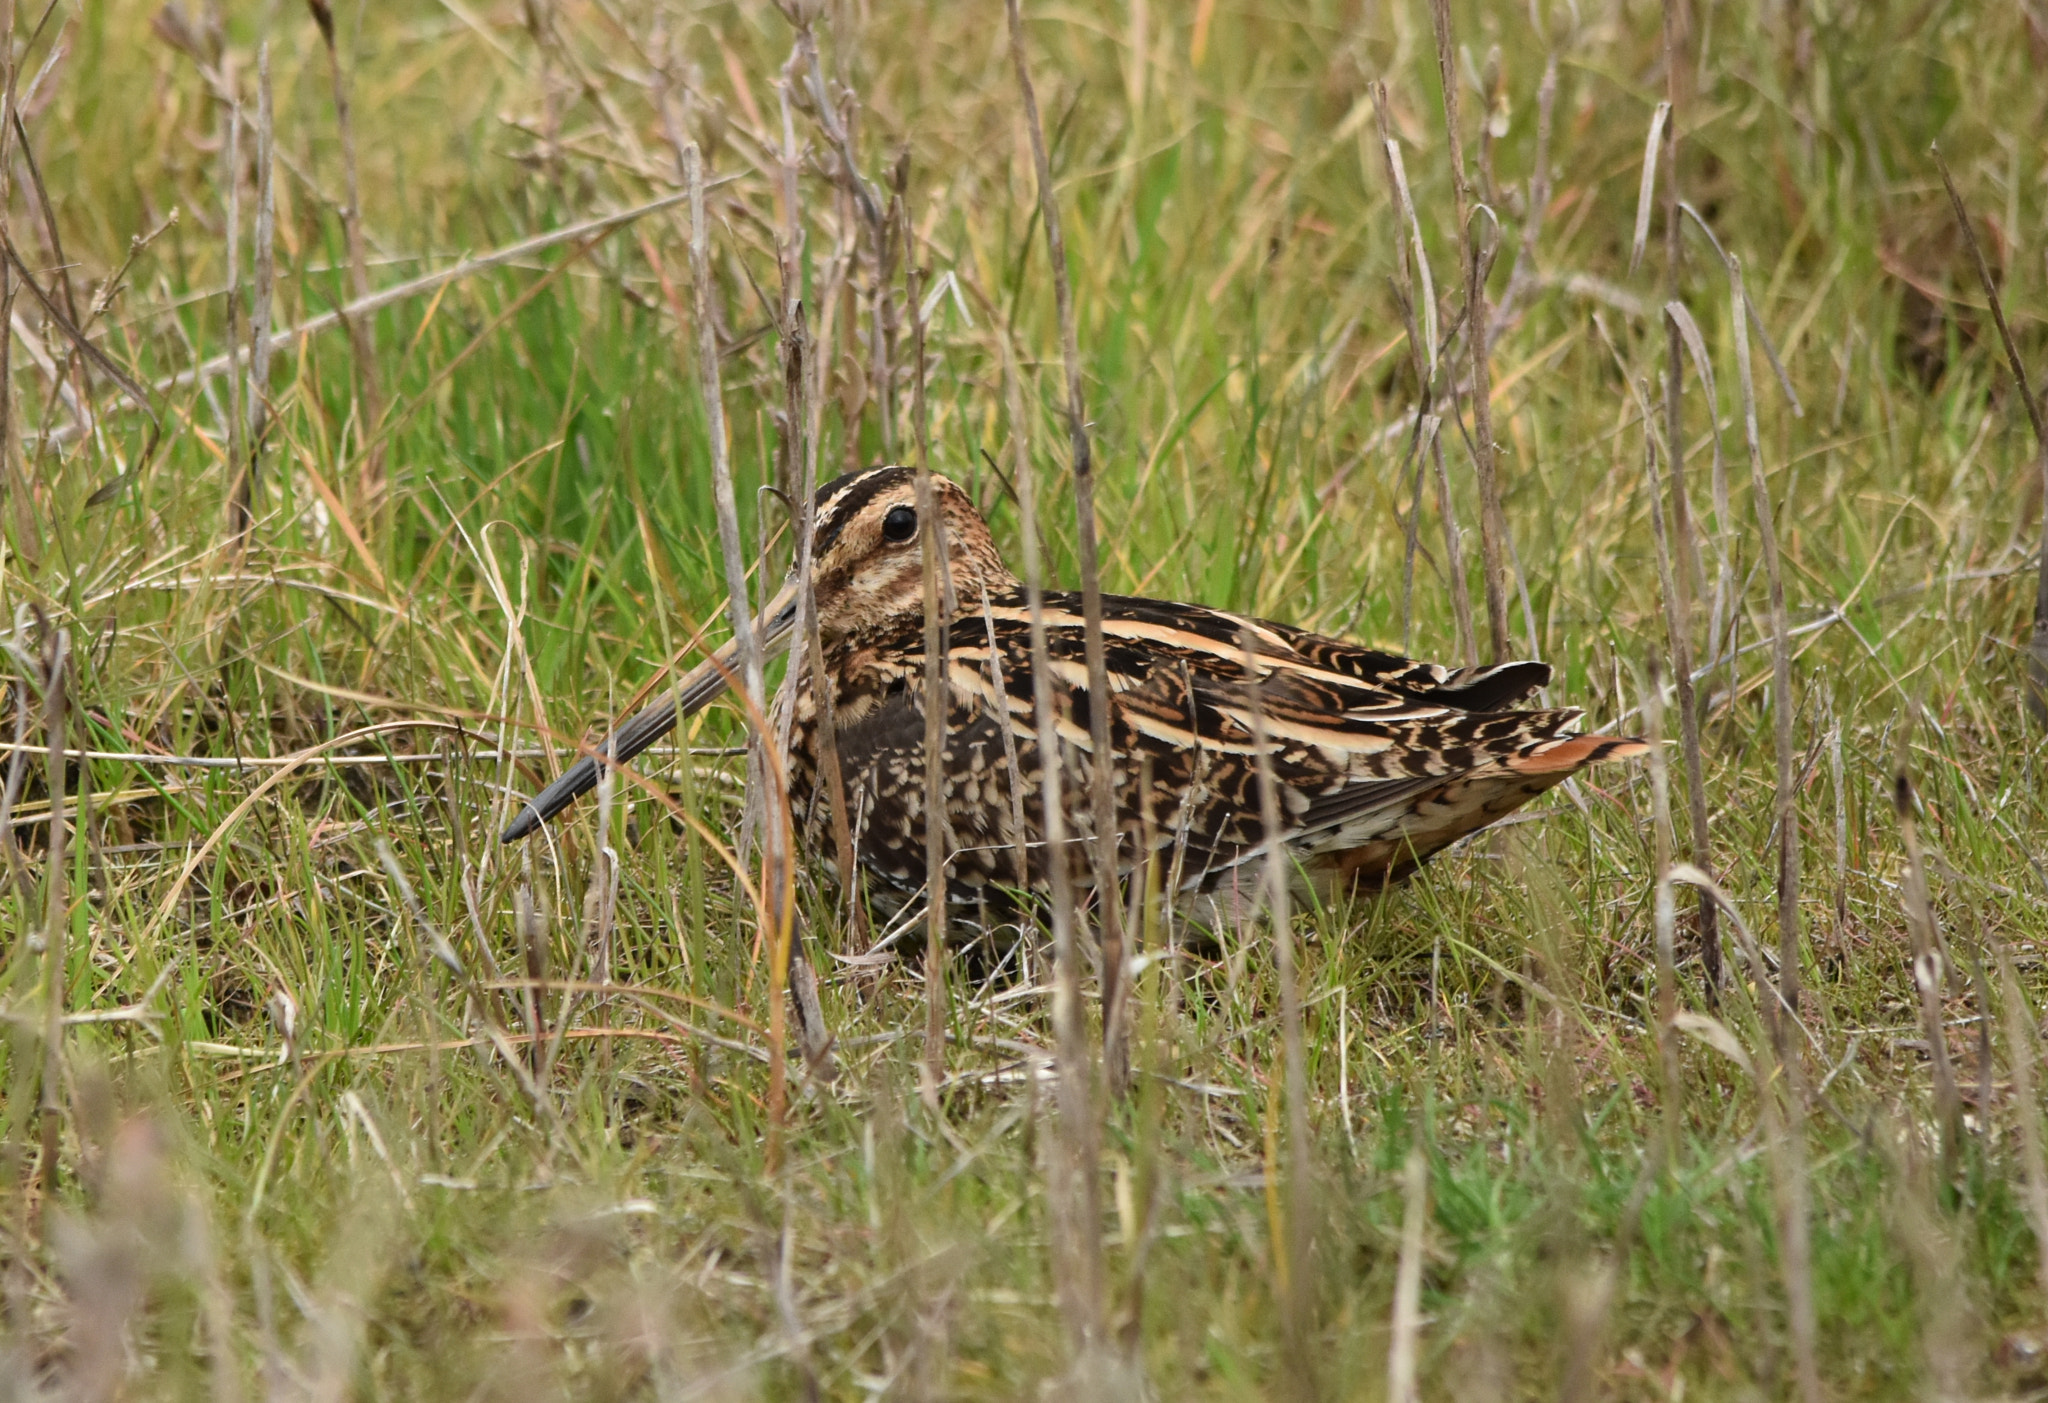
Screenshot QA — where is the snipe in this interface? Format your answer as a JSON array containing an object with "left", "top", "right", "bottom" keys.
[{"left": 504, "top": 466, "right": 1645, "bottom": 914}]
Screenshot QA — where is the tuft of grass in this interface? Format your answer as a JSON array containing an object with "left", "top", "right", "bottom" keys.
[{"left": 3, "top": 0, "right": 2048, "bottom": 1396}]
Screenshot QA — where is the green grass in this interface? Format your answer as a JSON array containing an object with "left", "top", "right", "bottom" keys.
[{"left": 4, "top": 0, "right": 2048, "bottom": 1396}]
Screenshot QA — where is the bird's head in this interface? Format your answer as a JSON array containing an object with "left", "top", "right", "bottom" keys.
[
  {"left": 785, "top": 465, "right": 1018, "bottom": 641},
  {"left": 501, "top": 465, "right": 1016, "bottom": 840}
]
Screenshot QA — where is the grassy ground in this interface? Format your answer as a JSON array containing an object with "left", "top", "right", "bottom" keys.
[{"left": 4, "top": 0, "right": 2048, "bottom": 1396}]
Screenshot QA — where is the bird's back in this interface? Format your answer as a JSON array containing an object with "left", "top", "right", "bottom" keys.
[{"left": 798, "top": 588, "right": 1642, "bottom": 906}]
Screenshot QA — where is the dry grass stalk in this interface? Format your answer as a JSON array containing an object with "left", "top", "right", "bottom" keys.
[
  {"left": 1005, "top": 0, "right": 1111, "bottom": 1367},
  {"left": 1428, "top": 0, "right": 1512, "bottom": 661},
  {"left": 1008, "top": 0, "right": 1130, "bottom": 1093},
  {"left": 1659, "top": 0, "right": 1701, "bottom": 599},
  {"left": 1591, "top": 330, "right": 1718, "bottom": 1006},
  {"left": 1373, "top": 84, "right": 1438, "bottom": 380},
  {"left": 234, "top": 42, "right": 275, "bottom": 537},
  {"left": 909, "top": 212, "right": 953, "bottom": 1106},
  {"left": 308, "top": 0, "right": 385, "bottom": 502},
  {"left": 221, "top": 98, "right": 247, "bottom": 513},
  {"left": 0, "top": 673, "right": 29, "bottom": 892},
  {"left": 1424, "top": 419, "right": 1475, "bottom": 668},
  {"left": 1893, "top": 765, "right": 1963, "bottom": 1178},
  {"left": 1931, "top": 144, "right": 2048, "bottom": 725},
  {"left": 586, "top": 739, "right": 617, "bottom": 988},
  {"left": 1642, "top": 659, "right": 1684, "bottom": 1170},
  {"left": 770, "top": 70, "right": 845, "bottom": 1059},
  {"left": 1660, "top": 305, "right": 1722, "bottom": 993},
  {"left": 1664, "top": 298, "right": 1735, "bottom": 684},
  {"left": 1729, "top": 256, "right": 1803, "bottom": 1036},
  {"left": 1638, "top": 319, "right": 1720, "bottom": 983},
  {"left": 795, "top": 392, "right": 863, "bottom": 949},
  {"left": 1997, "top": 946, "right": 2048, "bottom": 1302},
  {"left": 684, "top": 144, "right": 768, "bottom": 791},
  {"left": 0, "top": 247, "right": 24, "bottom": 556},
  {"left": 1829, "top": 698, "right": 1848, "bottom": 946},
  {"left": 34, "top": 625, "right": 70, "bottom": 1227},
  {"left": 684, "top": 137, "right": 795, "bottom": 1146},
  {"left": 1651, "top": 4, "right": 1721, "bottom": 992},
  {"left": 516, "top": 877, "right": 547, "bottom": 1075},
  {"left": 12, "top": 109, "right": 91, "bottom": 441}
]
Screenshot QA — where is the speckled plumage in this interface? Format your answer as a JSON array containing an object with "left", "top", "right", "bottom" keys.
[{"left": 506, "top": 466, "right": 1647, "bottom": 915}]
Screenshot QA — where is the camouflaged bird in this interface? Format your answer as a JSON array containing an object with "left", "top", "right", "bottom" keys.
[{"left": 503, "top": 466, "right": 1646, "bottom": 915}]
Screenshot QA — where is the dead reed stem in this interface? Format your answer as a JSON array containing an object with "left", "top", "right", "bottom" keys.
[
  {"left": 1729, "top": 257, "right": 1802, "bottom": 1040},
  {"left": 1932, "top": 144, "right": 2048, "bottom": 725},
  {"left": 1428, "top": 0, "right": 1511, "bottom": 662},
  {"left": 909, "top": 215, "right": 953, "bottom": 1107},
  {"left": 1008, "top": 0, "right": 1130, "bottom": 1095},
  {"left": 1005, "top": 0, "right": 1110, "bottom": 1367}
]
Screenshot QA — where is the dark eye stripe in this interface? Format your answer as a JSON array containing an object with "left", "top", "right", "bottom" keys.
[{"left": 811, "top": 467, "right": 914, "bottom": 556}]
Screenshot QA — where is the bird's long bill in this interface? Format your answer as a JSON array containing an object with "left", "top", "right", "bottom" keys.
[{"left": 501, "top": 580, "right": 799, "bottom": 841}]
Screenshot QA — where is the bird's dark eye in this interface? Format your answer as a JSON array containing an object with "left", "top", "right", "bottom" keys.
[{"left": 881, "top": 505, "right": 917, "bottom": 543}]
